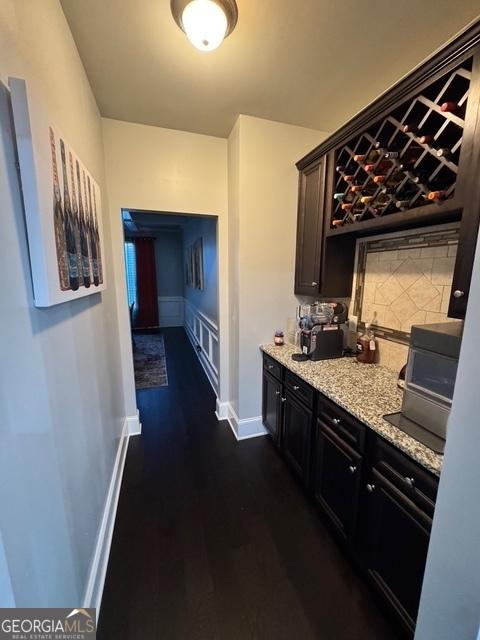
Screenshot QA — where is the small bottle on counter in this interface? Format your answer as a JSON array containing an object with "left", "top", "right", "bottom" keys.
[
  {"left": 274, "top": 330, "right": 284, "bottom": 346},
  {"left": 356, "top": 323, "right": 376, "bottom": 364}
]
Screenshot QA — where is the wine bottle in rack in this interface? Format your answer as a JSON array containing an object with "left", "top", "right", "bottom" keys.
[
  {"left": 427, "top": 190, "right": 447, "bottom": 201},
  {"left": 440, "top": 101, "right": 461, "bottom": 114},
  {"left": 92, "top": 185, "right": 103, "bottom": 284},
  {"left": 77, "top": 161, "right": 91, "bottom": 288},
  {"left": 69, "top": 152, "right": 83, "bottom": 287},
  {"left": 436, "top": 148, "right": 451, "bottom": 158},
  {"left": 402, "top": 124, "right": 418, "bottom": 133},
  {"left": 373, "top": 170, "right": 404, "bottom": 186},
  {"left": 365, "top": 160, "right": 391, "bottom": 173},
  {"left": 60, "top": 139, "right": 79, "bottom": 291},
  {"left": 87, "top": 176, "right": 100, "bottom": 287},
  {"left": 395, "top": 190, "right": 419, "bottom": 208},
  {"left": 49, "top": 128, "right": 70, "bottom": 291},
  {"left": 419, "top": 134, "right": 434, "bottom": 145}
]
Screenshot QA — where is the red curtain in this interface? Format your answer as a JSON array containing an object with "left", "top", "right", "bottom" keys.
[{"left": 134, "top": 238, "right": 159, "bottom": 328}]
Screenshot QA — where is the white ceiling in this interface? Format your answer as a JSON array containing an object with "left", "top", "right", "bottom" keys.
[{"left": 61, "top": 0, "right": 480, "bottom": 138}]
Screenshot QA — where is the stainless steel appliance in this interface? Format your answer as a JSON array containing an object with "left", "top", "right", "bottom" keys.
[
  {"left": 293, "top": 302, "right": 348, "bottom": 361},
  {"left": 385, "top": 322, "right": 463, "bottom": 453}
]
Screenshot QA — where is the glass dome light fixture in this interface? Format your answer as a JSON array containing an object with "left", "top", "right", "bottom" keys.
[{"left": 171, "top": 0, "right": 238, "bottom": 52}]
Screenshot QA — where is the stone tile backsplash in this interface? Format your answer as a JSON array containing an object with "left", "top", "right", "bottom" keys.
[{"left": 350, "top": 224, "right": 460, "bottom": 371}]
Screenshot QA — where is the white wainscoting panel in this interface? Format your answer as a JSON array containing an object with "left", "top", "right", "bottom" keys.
[
  {"left": 158, "top": 296, "right": 184, "bottom": 328},
  {"left": 184, "top": 300, "right": 219, "bottom": 393}
]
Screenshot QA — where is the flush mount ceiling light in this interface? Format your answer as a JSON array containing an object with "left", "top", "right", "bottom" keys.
[{"left": 171, "top": 0, "right": 238, "bottom": 52}]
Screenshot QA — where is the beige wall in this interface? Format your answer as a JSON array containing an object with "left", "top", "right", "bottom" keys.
[
  {"left": 231, "top": 115, "right": 328, "bottom": 423},
  {"left": 101, "top": 118, "right": 229, "bottom": 410},
  {"left": 0, "top": 0, "right": 124, "bottom": 607}
]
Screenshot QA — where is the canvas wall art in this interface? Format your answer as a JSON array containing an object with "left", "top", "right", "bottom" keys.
[{"left": 9, "top": 77, "right": 106, "bottom": 307}]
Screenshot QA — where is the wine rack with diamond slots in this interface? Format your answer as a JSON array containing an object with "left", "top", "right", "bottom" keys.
[
  {"left": 294, "top": 21, "right": 480, "bottom": 318},
  {"left": 330, "top": 60, "right": 471, "bottom": 231}
]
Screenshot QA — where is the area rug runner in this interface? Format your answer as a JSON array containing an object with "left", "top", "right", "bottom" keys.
[{"left": 133, "top": 333, "right": 169, "bottom": 389}]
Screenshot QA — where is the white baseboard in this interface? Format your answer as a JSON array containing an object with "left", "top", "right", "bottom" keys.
[
  {"left": 224, "top": 403, "right": 266, "bottom": 441},
  {"left": 83, "top": 418, "right": 130, "bottom": 619},
  {"left": 215, "top": 399, "right": 229, "bottom": 421},
  {"left": 126, "top": 409, "right": 141, "bottom": 436}
]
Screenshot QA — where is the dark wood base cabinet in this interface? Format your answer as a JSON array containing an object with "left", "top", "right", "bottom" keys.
[
  {"left": 262, "top": 371, "right": 282, "bottom": 444},
  {"left": 281, "top": 392, "right": 312, "bottom": 484},
  {"left": 359, "top": 470, "right": 432, "bottom": 633},
  {"left": 261, "top": 357, "right": 439, "bottom": 637},
  {"left": 313, "top": 420, "right": 363, "bottom": 541}
]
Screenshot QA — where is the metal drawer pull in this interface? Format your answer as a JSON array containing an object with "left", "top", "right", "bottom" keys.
[
  {"left": 268, "top": 364, "right": 274, "bottom": 369},
  {"left": 366, "top": 483, "right": 375, "bottom": 493},
  {"left": 312, "top": 281, "right": 318, "bottom": 286},
  {"left": 281, "top": 397, "right": 287, "bottom": 403},
  {"left": 293, "top": 385, "right": 300, "bottom": 391},
  {"left": 332, "top": 418, "right": 341, "bottom": 425},
  {"left": 404, "top": 476, "right": 415, "bottom": 488},
  {"left": 348, "top": 465, "right": 357, "bottom": 474},
  {"left": 275, "top": 390, "right": 281, "bottom": 396},
  {"left": 453, "top": 290, "right": 465, "bottom": 298}
]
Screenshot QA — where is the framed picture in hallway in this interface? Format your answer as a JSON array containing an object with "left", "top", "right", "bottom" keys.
[
  {"left": 8, "top": 77, "right": 106, "bottom": 307},
  {"left": 185, "top": 237, "right": 204, "bottom": 290}
]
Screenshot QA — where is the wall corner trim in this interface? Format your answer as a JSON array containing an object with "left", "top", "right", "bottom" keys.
[
  {"left": 83, "top": 418, "right": 130, "bottom": 619},
  {"left": 215, "top": 399, "right": 229, "bottom": 420},
  {"left": 126, "top": 410, "right": 142, "bottom": 436},
  {"left": 223, "top": 403, "right": 267, "bottom": 441}
]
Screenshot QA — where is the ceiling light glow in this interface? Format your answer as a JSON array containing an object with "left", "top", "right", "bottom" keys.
[{"left": 171, "top": 0, "right": 238, "bottom": 52}]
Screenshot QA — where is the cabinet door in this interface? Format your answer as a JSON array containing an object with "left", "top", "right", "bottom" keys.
[
  {"left": 294, "top": 158, "right": 325, "bottom": 295},
  {"left": 361, "top": 469, "right": 432, "bottom": 632},
  {"left": 281, "top": 393, "right": 312, "bottom": 484},
  {"left": 262, "top": 371, "right": 282, "bottom": 444},
  {"left": 313, "top": 421, "right": 362, "bottom": 541}
]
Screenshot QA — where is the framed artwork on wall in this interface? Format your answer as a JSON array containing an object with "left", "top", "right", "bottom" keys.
[
  {"left": 185, "top": 237, "right": 204, "bottom": 290},
  {"left": 9, "top": 77, "right": 106, "bottom": 307}
]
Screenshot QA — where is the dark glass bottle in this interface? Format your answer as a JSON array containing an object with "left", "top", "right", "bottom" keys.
[
  {"left": 87, "top": 176, "right": 100, "bottom": 286},
  {"left": 60, "top": 139, "right": 79, "bottom": 291},
  {"left": 77, "top": 161, "right": 91, "bottom": 288},
  {"left": 82, "top": 170, "right": 93, "bottom": 287},
  {"left": 49, "top": 128, "right": 70, "bottom": 291},
  {"left": 92, "top": 185, "right": 103, "bottom": 284},
  {"left": 69, "top": 152, "right": 83, "bottom": 287}
]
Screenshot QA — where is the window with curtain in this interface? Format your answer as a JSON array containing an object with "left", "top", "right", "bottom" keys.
[{"left": 124, "top": 240, "right": 137, "bottom": 306}]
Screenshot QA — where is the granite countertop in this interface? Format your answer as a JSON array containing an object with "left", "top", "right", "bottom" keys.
[{"left": 261, "top": 343, "right": 443, "bottom": 476}]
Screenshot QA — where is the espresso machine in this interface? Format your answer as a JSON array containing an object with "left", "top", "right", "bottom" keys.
[{"left": 293, "top": 302, "right": 348, "bottom": 361}]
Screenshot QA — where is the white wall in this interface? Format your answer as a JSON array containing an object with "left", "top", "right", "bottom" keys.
[
  {"left": 415, "top": 230, "right": 480, "bottom": 638},
  {"left": 183, "top": 216, "right": 218, "bottom": 324},
  {"left": 0, "top": 0, "right": 125, "bottom": 607},
  {"left": 229, "top": 116, "right": 328, "bottom": 424},
  {"left": 102, "top": 118, "right": 229, "bottom": 409}
]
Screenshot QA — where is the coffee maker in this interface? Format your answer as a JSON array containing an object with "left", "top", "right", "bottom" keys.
[{"left": 294, "top": 302, "right": 348, "bottom": 361}]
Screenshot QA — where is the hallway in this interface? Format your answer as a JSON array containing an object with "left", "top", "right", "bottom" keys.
[{"left": 98, "top": 328, "right": 400, "bottom": 639}]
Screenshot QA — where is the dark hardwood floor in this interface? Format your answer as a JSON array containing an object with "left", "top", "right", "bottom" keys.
[{"left": 98, "top": 327, "right": 401, "bottom": 639}]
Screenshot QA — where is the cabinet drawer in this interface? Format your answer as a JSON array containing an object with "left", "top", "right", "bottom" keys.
[
  {"left": 318, "top": 395, "right": 366, "bottom": 453},
  {"left": 372, "top": 437, "right": 438, "bottom": 517},
  {"left": 285, "top": 370, "right": 314, "bottom": 408},
  {"left": 263, "top": 354, "right": 283, "bottom": 381}
]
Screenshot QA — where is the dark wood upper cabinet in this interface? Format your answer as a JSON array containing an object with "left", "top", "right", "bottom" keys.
[
  {"left": 294, "top": 23, "right": 480, "bottom": 317},
  {"left": 294, "top": 158, "right": 324, "bottom": 295}
]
